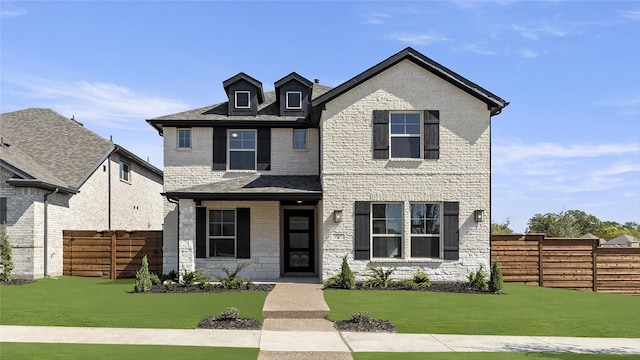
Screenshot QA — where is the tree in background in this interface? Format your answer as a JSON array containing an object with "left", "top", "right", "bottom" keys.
[
  {"left": 526, "top": 210, "right": 639, "bottom": 240},
  {"left": 491, "top": 217, "right": 514, "bottom": 234},
  {"left": 526, "top": 210, "right": 581, "bottom": 238},
  {"left": 594, "top": 221, "right": 640, "bottom": 240}
]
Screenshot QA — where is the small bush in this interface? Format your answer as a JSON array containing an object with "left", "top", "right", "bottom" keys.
[
  {"left": 349, "top": 311, "right": 371, "bottom": 323},
  {"left": 133, "top": 255, "right": 152, "bottom": 293},
  {"left": 163, "top": 280, "right": 174, "bottom": 291},
  {"left": 181, "top": 269, "right": 208, "bottom": 286},
  {"left": 364, "top": 265, "right": 395, "bottom": 288},
  {"left": 468, "top": 265, "right": 488, "bottom": 291},
  {"left": 325, "top": 255, "right": 355, "bottom": 289},
  {"left": 398, "top": 278, "right": 419, "bottom": 290},
  {"left": 489, "top": 260, "right": 504, "bottom": 293},
  {"left": 212, "top": 262, "right": 252, "bottom": 289},
  {"left": 1, "top": 225, "right": 14, "bottom": 282},
  {"left": 216, "top": 307, "right": 239, "bottom": 321},
  {"left": 160, "top": 270, "right": 178, "bottom": 282},
  {"left": 411, "top": 269, "right": 431, "bottom": 288},
  {"left": 203, "top": 282, "right": 214, "bottom": 291},
  {"left": 149, "top": 273, "right": 161, "bottom": 285}
]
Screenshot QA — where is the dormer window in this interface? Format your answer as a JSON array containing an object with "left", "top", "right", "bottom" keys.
[
  {"left": 286, "top": 91, "right": 302, "bottom": 110},
  {"left": 235, "top": 91, "right": 251, "bottom": 109}
]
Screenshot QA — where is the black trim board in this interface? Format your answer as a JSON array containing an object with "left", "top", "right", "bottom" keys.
[{"left": 163, "top": 192, "right": 322, "bottom": 201}]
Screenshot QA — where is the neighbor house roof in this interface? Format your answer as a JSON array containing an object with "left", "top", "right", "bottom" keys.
[
  {"left": 147, "top": 84, "right": 332, "bottom": 134},
  {"left": 0, "top": 108, "right": 162, "bottom": 192},
  {"left": 604, "top": 235, "right": 640, "bottom": 247},
  {"left": 311, "top": 47, "right": 509, "bottom": 120},
  {"left": 164, "top": 175, "right": 322, "bottom": 201}
]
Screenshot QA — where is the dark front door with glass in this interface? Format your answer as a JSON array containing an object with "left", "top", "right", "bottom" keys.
[{"left": 284, "top": 210, "right": 314, "bottom": 273}]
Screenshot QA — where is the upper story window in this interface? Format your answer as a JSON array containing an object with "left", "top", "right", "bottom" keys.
[
  {"left": 208, "top": 209, "right": 236, "bottom": 257},
  {"left": 293, "top": 129, "right": 307, "bottom": 150},
  {"left": 390, "top": 112, "right": 421, "bottom": 159},
  {"left": 410, "top": 203, "right": 441, "bottom": 258},
  {"left": 119, "top": 161, "right": 130, "bottom": 182},
  {"left": 177, "top": 128, "right": 191, "bottom": 149},
  {"left": 286, "top": 91, "right": 303, "bottom": 110},
  {"left": 372, "top": 203, "right": 403, "bottom": 259},
  {"left": 235, "top": 91, "right": 251, "bottom": 109},
  {"left": 228, "top": 130, "right": 256, "bottom": 170}
]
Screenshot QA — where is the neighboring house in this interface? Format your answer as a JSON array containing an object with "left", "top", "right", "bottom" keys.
[
  {"left": 148, "top": 47, "right": 508, "bottom": 281},
  {"left": 581, "top": 233, "right": 606, "bottom": 246},
  {"left": 0, "top": 108, "right": 164, "bottom": 279},
  {"left": 602, "top": 235, "right": 640, "bottom": 248}
]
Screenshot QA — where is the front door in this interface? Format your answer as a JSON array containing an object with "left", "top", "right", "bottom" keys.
[{"left": 284, "top": 210, "right": 314, "bottom": 273}]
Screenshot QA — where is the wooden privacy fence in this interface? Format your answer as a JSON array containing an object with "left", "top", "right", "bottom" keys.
[
  {"left": 63, "top": 230, "right": 162, "bottom": 279},
  {"left": 492, "top": 234, "right": 640, "bottom": 294}
]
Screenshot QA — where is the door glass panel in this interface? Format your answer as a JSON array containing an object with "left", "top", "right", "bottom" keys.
[
  {"left": 289, "top": 251, "right": 310, "bottom": 267},
  {"left": 289, "top": 216, "right": 309, "bottom": 230},
  {"left": 289, "top": 233, "right": 309, "bottom": 248}
]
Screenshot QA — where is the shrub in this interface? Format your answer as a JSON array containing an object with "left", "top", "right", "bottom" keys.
[
  {"left": 349, "top": 311, "right": 371, "bottom": 323},
  {"left": 325, "top": 255, "right": 355, "bottom": 289},
  {"left": 411, "top": 269, "right": 431, "bottom": 288},
  {"left": 160, "top": 270, "right": 178, "bottom": 282},
  {"left": 211, "top": 262, "right": 252, "bottom": 289},
  {"left": 149, "top": 273, "right": 161, "bottom": 285},
  {"left": 489, "top": 260, "right": 504, "bottom": 293},
  {"left": 181, "top": 268, "right": 208, "bottom": 286},
  {"left": 468, "top": 265, "right": 488, "bottom": 291},
  {"left": 163, "top": 280, "right": 174, "bottom": 291},
  {"left": 397, "top": 278, "right": 419, "bottom": 290},
  {"left": 1, "top": 225, "right": 14, "bottom": 282},
  {"left": 364, "top": 265, "right": 395, "bottom": 288},
  {"left": 216, "top": 307, "right": 239, "bottom": 321},
  {"left": 133, "top": 255, "right": 152, "bottom": 293}
]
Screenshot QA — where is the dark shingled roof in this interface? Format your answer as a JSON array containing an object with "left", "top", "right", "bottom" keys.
[
  {"left": 165, "top": 175, "right": 322, "bottom": 201},
  {"left": 0, "top": 108, "right": 162, "bottom": 191}
]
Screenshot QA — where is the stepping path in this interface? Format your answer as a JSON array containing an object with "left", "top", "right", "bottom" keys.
[{"left": 258, "top": 283, "right": 353, "bottom": 360}]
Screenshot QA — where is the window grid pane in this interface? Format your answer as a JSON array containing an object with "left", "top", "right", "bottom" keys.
[
  {"left": 178, "top": 129, "right": 191, "bottom": 148},
  {"left": 372, "top": 203, "right": 403, "bottom": 258},
  {"left": 209, "top": 210, "right": 236, "bottom": 257},
  {"left": 228, "top": 130, "right": 257, "bottom": 170},
  {"left": 287, "top": 92, "right": 302, "bottom": 109},
  {"left": 390, "top": 113, "right": 421, "bottom": 159},
  {"left": 293, "top": 129, "right": 307, "bottom": 149}
]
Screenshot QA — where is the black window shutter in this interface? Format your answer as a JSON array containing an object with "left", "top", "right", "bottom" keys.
[
  {"left": 195, "top": 207, "right": 207, "bottom": 258},
  {"left": 443, "top": 201, "right": 459, "bottom": 260},
  {"left": 257, "top": 128, "right": 271, "bottom": 171},
  {"left": 372, "top": 110, "right": 389, "bottom": 159},
  {"left": 354, "top": 201, "right": 371, "bottom": 260},
  {"left": 236, "top": 208, "right": 250, "bottom": 258},
  {"left": 424, "top": 110, "right": 440, "bottom": 159},
  {"left": 0, "top": 197, "right": 6, "bottom": 225},
  {"left": 213, "top": 127, "right": 227, "bottom": 170}
]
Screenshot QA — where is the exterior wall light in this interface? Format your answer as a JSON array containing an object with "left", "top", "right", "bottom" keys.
[
  {"left": 334, "top": 210, "right": 343, "bottom": 223},
  {"left": 474, "top": 209, "right": 484, "bottom": 223}
]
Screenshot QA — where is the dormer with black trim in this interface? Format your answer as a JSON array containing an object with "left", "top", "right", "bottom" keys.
[
  {"left": 223, "top": 72, "right": 265, "bottom": 117},
  {"left": 274, "top": 72, "right": 313, "bottom": 117}
]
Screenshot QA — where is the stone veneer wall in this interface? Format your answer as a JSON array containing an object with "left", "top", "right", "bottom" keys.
[{"left": 320, "top": 60, "right": 492, "bottom": 282}]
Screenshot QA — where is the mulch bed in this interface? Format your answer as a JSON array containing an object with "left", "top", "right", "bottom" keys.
[
  {"left": 197, "top": 316, "right": 262, "bottom": 330},
  {"left": 0, "top": 279, "right": 35, "bottom": 285},
  {"left": 334, "top": 318, "right": 396, "bottom": 333},
  {"left": 148, "top": 283, "right": 275, "bottom": 293},
  {"left": 327, "top": 281, "right": 496, "bottom": 294}
]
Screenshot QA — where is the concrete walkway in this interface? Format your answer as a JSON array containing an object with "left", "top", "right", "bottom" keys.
[{"left": 2, "top": 283, "right": 640, "bottom": 357}]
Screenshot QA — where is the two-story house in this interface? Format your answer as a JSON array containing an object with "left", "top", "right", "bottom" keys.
[{"left": 148, "top": 47, "right": 508, "bottom": 281}]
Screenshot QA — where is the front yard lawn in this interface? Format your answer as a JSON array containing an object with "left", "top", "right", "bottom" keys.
[
  {"left": 0, "top": 276, "right": 268, "bottom": 329},
  {"left": 0, "top": 343, "right": 259, "bottom": 360},
  {"left": 325, "top": 283, "right": 640, "bottom": 337}
]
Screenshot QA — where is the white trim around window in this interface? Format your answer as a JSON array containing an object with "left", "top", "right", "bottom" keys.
[
  {"left": 235, "top": 91, "right": 251, "bottom": 109},
  {"left": 227, "top": 129, "right": 257, "bottom": 171},
  {"left": 177, "top": 128, "right": 191, "bottom": 149},
  {"left": 389, "top": 112, "right": 422, "bottom": 159},
  {"left": 286, "top": 91, "right": 303, "bottom": 110}
]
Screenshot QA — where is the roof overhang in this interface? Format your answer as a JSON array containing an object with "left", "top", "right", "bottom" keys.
[
  {"left": 6, "top": 179, "right": 78, "bottom": 194},
  {"left": 146, "top": 118, "right": 315, "bottom": 135},
  {"left": 163, "top": 191, "right": 321, "bottom": 202}
]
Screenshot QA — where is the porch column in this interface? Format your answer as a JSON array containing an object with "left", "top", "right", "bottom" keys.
[{"left": 178, "top": 199, "right": 196, "bottom": 273}]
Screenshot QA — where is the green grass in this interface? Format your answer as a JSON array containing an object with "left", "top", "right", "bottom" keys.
[
  {"left": 325, "top": 283, "right": 640, "bottom": 337},
  {"left": 0, "top": 343, "right": 259, "bottom": 359},
  {"left": 0, "top": 276, "right": 268, "bottom": 329},
  {"left": 353, "top": 353, "right": 639, "bottom": 360}
]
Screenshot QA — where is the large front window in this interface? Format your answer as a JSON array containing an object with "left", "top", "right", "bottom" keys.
[
  {"left": 208, "top": 209, "right": 236, "bottom": 257},
  {"left": 410, "top": 203, "right": 441, "bottom": 258},
  {"left": 372, "top": 203, "right": 402, "bottom": 258},
  {"left": 228, "top": 130, "right": 256, "bottom": 170},
  {"left": 390, "top": 112, "right": 421, "bottom": 159}
]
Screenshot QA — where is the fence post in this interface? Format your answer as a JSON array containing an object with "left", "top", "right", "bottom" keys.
[
  {"left": 538, "top": 236, "right": 544, "bottom": 287},
  {"left": 592, "top": 239, "right": 598, "bottom": 292},
  {"left": 110, "top": 232, "right": 117, "bottom": 279}
]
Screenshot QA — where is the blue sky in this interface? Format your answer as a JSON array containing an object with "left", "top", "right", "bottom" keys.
[{"left": 1, "top": 1, "right": 639, "bottom": 232}]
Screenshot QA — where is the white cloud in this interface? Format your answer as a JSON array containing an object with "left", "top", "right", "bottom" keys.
[
  {"left": 494, "top": 142, "right": 640, "bottom": 163},
  {"left": 0, "top": 5, "right": 27, "bottom": 17},
  {"left": 512, "top": 24, "right": 567, "bottom": 39},
  {"left": 620, "top": 9, "right": 640, "bottom": 21},
  {"left": 594, "top": 96, "right": 640, "bottom": 108},
  {"left": 3, "top": 75, "right": 189, "bottom": 130},
  {"left": 517, "top": 48, "right": 538, "bottom": 58},
  {"left": 589, "top": 161, "right": 640, "bottom": 177},
  {"left": 362, "top": 12, "right": 390, "bottom": 25},
  {"left": 387, "top": 32, "right": 450, "bottom": 46},
  {"left": 461, "top": 43, "right": 498, "bottom": 55}
]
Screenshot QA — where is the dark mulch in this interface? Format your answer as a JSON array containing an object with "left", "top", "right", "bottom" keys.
[
  {"left": 0, "top": 279, "right": 35, "bottom": 285},
  {"left": 148, "top": 283, "right": 275, "bottom": 293},
  {"left": 326, "top": 281, "right": 495, "bottom": 294},
  {"left": 197, "top": 316, "right": 262, "bottom": 330},
  {"left": 335, "top": 318, "right": 396, "bottom": 333}
]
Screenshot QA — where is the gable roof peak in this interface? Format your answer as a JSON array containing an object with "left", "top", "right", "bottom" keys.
[
  {"left": 222, "top": 72, "right": 265, "bottom": 103},
  {"left": 274, "top": 72, "right": 313, "bottom": 88}
]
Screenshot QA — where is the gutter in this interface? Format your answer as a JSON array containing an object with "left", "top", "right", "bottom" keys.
[{"left": 43, "top": 187, "right": 59, "bottom": 277}]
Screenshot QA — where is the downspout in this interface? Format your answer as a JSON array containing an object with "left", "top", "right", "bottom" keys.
[
  {"left": 108, "top": 155, "right": 112, "bottom": 230},
  {"left": 43, "top": 187, "right": 59, "bottom": 277},
  {"left": 167, "top": 197, "right": 180, "bottom": 271}
]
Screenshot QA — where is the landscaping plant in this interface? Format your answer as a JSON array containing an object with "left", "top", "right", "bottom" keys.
[
  {"left": 325, "top": 255, "right": 356, "bottom": 289},
  {"left": 133, "top": 255, "right": 152, "bottom": 293},
  {"left": 181, "top": 268, "right": 208, "bottom": 286},
  {"left": 467, "top": 265, "right": 488, "bottom": 291},
  {"left": 1, "top": 224, "right": 14, "bottom": 282},
  {"left": 212, "top": 262, "right": 253, "bottom": 289},
  {"left": 489, "top": 260, "right": 503, "bottom": 293},
  {"left": 216, "top": 307, "right": 240, "bottom": 321},
  {"left": 364, "top": 265, "right": 395, "bottom": 288}
]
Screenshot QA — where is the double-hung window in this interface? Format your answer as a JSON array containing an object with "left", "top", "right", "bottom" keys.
[
  {"left": 371, "top": 203, "right": 403, "bottom": 258},
  {"left": 286, "top": 91, "right": 302, "bottom": 110},
  {"left": 228, "top": 130, "right": 256, "bottom": 170},
  {"left": 119, "top": 161, "right": 130, "bottom": 182},
  {"left": 208, "top": 209, "right": 236, "bottom": 257},
  {"left": 235, "top": 91, "right": 250, "bottom": 109},
  {"left": 410, "top": 203, "right": 441, "bottom": 258},
  {"left": 293, "top": 129, "right": 307, "bottom": 150},
  {"left": 177, "top": 128, "right": 191, "bottom": 149},
  {"left": 390, "top": 112, "right": 421, "bottom": 159}
]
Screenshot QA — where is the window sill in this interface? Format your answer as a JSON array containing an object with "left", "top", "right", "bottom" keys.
[
  {"left": 293, "top": 148, "right": 308, "bottom": 152},
  {"left": 388, "top": 158, "right": 423, "bottom": 163},
  {"left": 225, "top": 170, "right": 258, "bottom": 174},
  {"left": 119, "top": 179, "right": 131, "bottom": 185},
  {"left": 175, "top": 147, "right": 191, "bottom": 151}
]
